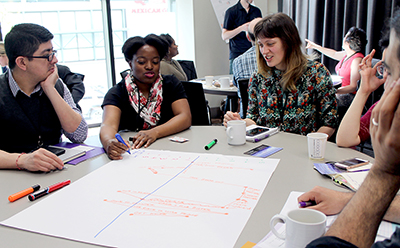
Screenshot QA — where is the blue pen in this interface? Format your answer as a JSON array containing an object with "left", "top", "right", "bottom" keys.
[{"left": 115, "top": 133, "right": 131, "bottom": 154}]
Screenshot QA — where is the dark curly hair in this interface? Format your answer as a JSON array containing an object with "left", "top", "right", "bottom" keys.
[
  {"left": 345, "top": 27, "right": 368, "bottom": 53},
  {"left": 159, "top": 33, "right": 174, "bottom": 47},
  {"left": 122, "top": 34, "right": 168, "bottom": 62}
]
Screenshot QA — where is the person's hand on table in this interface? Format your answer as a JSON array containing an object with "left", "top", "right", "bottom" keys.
[
  {"left": 358, "top": 49, "right": 387, "bottom": 95},
  {"left": 370, "top": 78, "right": 400, "bottom": 175},
  {"left": 297, "top": 186, "right": 353, "bottom": 216},
  {"left": 130, "top": 129, "right": 158, "bottom": 149},
  {"left": 18, "top": 148, "right": 64, "bottom": 172},
  {"left": 105, "top": 137, "right": 131, "bottom": 160},
  {"left": 223, "top": 111, "right": 241, "bottom": 127}
]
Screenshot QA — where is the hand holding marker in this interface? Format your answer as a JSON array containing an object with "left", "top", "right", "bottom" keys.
[{"left": 115, "top": 133, "right": 131, "bottom": 154}]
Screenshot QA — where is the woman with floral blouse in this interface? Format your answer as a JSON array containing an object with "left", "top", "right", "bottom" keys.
[{"left": 224, "top": 13, "right": 338, "bottom": 138}]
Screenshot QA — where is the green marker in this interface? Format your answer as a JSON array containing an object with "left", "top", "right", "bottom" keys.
[{"left": 205, "top": 139, "right": 218, "bottom": 150}]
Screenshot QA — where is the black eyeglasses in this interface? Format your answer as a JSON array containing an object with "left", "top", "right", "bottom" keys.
[{"left": 25, "top": 50, "right": 57, "bottom": 62}]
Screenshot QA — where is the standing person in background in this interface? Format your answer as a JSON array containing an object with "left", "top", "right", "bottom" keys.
[
  {"left": 222, "top": 0, "right": 262, "bottom": 74},
  {"left": 224, "top": 13, "right": 338, "bottom": 138},
  {"left": 232, "top": 17, "right": 262, "bottom": 118},
  {"left": 159, "top": 33, "right": 187, "bottom": 82},
  {"left": 306, "top": 27, "right": 368, "bottom": 119}
]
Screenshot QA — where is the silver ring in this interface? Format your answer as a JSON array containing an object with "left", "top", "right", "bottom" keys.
[{"left": 372, "top": 118, "right": 379, "bottom": 126}]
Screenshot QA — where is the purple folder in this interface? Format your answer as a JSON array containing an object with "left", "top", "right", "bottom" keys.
[{"left": 54, "top": 142, "right": 105, "bottom": 165}]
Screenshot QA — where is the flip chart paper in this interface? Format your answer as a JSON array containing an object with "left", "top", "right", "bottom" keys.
[{"left": 1, "top": 149, "right": 279, "bottom": 248}]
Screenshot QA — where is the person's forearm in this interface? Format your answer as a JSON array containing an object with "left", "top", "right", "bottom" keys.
[
  {"left": 45, "top": 87, "right": 83, "bottom": 133},
  {"left": 100, "top": 124, "right": 118, "bottom": 152},
  {"left": 312, "top": 46, "right": 344, "bottom": 61},
  {"left": 0, "top": 150, "right": 21, "bottom": 169},
  {"left": 336, "top": 91, "right": 370, "bottom": 147},
  {"left": 326, "top": 168, "right": 400, "bottom": 248},
  {"left": 150, "top": 112, "right": 191, "bottom": 139},
  {"left": 222, "top": 27, "right": 244, "bottom": 41},
  {"left": 384, "top": 196, "right": 400, "bottom": 224},
  {"left": 336, "top": 85, "right": 358, "bottom": 94},
  {"left": 316, "top": 126, "right": 335, "bottom": 138}
]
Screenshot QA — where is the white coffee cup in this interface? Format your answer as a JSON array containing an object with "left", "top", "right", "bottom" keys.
[
  {"left": 307, "top": 132, "right": 328, "bottom": 159},
  {"left": 205, "top": 76, "right": 213, "bottom": 87},
  {"left": 270, "top": 209, "right": 326, "bottom": 248},
  {"left": 226, "top": 120, "right": 246, "bottom": 145},
  {"left": 219, "top": 77, "right": 230, "bottom": 89}
]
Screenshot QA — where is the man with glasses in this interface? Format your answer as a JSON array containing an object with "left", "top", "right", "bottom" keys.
[{"left": 0, "top": 23, "right": 88, "bottom": 172}]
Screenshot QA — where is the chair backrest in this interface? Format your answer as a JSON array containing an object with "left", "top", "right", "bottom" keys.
[
  {"left": 181, "top": 81, "right": 211, "bottom": 126},
  {"left": 177, "top": 60, "right": 198, "bottom": 81},
  {"left": 238, "top": 78, "right": 250, "bottom": 117},
  {"left": 120, "top": 69, "right": 130, "bottom": 80}
]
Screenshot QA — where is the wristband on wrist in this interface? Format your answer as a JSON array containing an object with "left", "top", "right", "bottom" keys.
[{"left": 16, "top": 152, "right": 26, "bottom": 170}]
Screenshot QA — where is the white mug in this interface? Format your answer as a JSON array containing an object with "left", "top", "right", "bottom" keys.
[
  {"left": 307, "top": 133, "right": 328, "bottom": 159},
  {"left": 205, "top": 76, "right": 213, "bottom": 87},
  {"left": 226, "top": 120, "right": 246, "bottom": 145},
  {"left": 270, "top": 209, "right": 326, "bottom": 248},
  {"left": 219, "top": 77, "right": 230, "bottom": 89}
]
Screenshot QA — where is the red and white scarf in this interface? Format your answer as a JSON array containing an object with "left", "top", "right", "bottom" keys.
[{"left": 125, "top": 73, "right": 163, "bottom": 130}]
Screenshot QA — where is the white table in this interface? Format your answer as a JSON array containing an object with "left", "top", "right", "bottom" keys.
[
  {"left": 191, "top": 75, "right": 238, "bottom": 112},
  {"left": 0, "top": 127, "right": 372, "bottom": 247}
]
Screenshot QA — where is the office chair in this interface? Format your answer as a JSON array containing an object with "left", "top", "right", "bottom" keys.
[
  {"left": 181, "top": 81, "right": 211, "bottom": 125},
  {"left": 238, "top": 78, "right": 250, "bottom": 118},
  {"left": 177, "top": 60, "right": 198, "bottom": 81},
  {"left": 120, "top": 69, "right": 130, "bottom": 80}
]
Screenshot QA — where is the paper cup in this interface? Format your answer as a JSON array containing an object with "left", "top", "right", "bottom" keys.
[{"left": 307, "top": 133, "right": 328, "bottom": 159}]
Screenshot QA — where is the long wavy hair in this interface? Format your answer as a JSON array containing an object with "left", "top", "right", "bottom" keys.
[{"left": 254, "top": 13, "right": 308, "bottom": 91}]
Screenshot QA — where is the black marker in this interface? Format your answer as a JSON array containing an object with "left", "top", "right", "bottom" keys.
[{"left": 205, "top": 139, "right": 218, "bottom": 150}]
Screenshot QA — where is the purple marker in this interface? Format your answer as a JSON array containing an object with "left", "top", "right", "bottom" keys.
[{"left": 299, "top": 201, "right": 316, "bottom": 207}]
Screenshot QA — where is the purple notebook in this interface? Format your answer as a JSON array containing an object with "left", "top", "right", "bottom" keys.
[{"left": 54, "top": 142, "right": 105, "bottom": 165}]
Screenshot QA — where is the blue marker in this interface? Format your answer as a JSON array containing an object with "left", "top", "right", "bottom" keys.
[{"left": 115, "top": 133, "right": 131, "bottom": 154}]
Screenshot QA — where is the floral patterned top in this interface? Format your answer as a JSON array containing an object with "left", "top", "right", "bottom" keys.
[{"left": 247, "top": 60, "right": 339, "bottom": 136}]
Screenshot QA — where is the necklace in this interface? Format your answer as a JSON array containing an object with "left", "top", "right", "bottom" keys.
[{"left": 339, "top": 52, "right": 357, "bottom": 69}]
